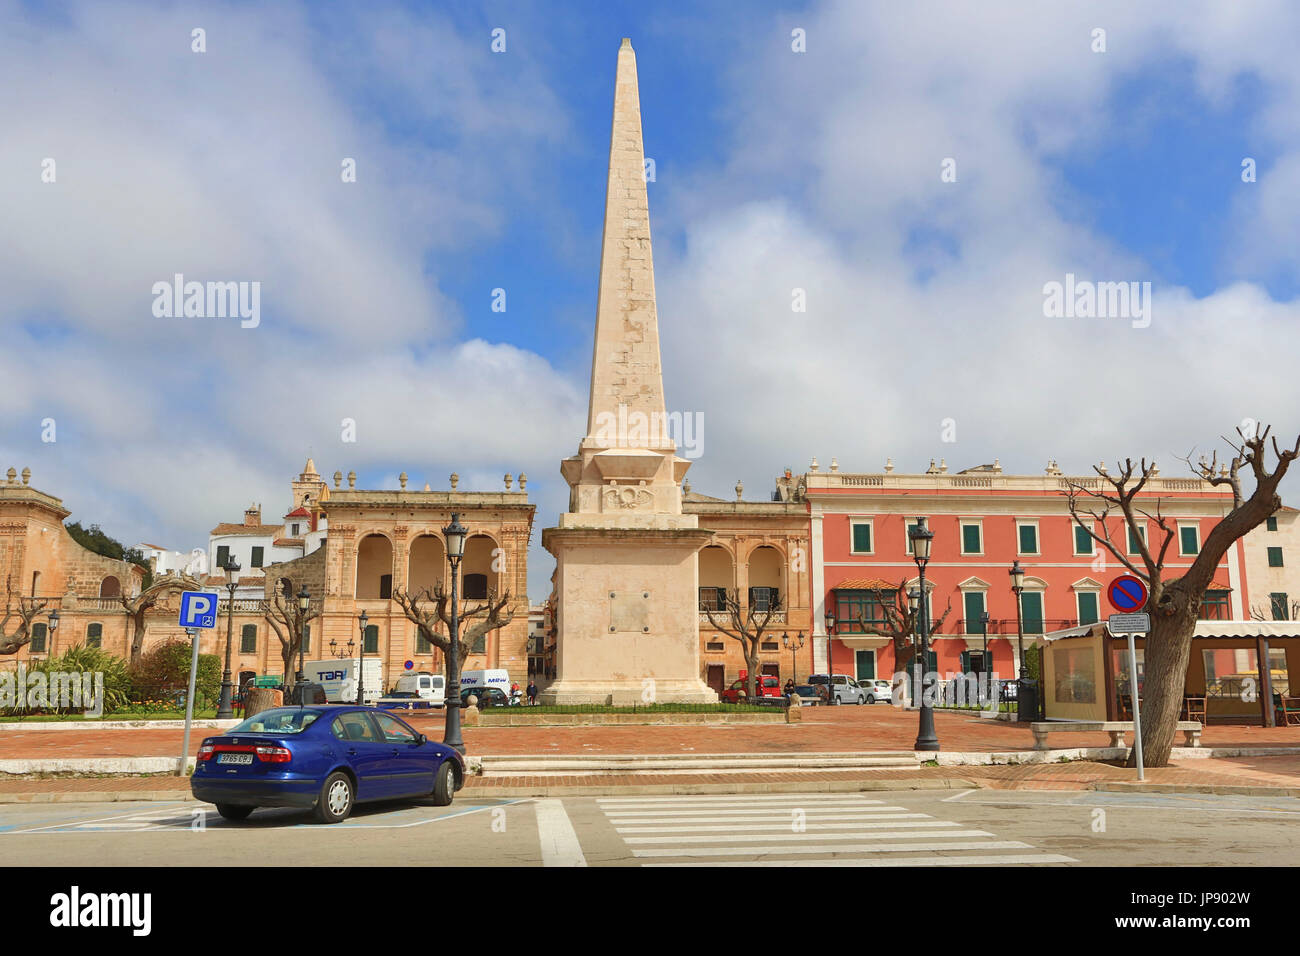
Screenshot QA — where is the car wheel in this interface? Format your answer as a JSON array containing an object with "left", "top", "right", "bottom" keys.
[
  {"left": 315, "top": 771, "right": 354, "bottom": 824},
  {"left": 432, "top": 761, "right": 457, "bottom": 806},
  {"left": 866, "top": 694, "right": 875, "bottom": 704},
  {"left": 215, "top": 804, "right": 254, "bottom": 821}
]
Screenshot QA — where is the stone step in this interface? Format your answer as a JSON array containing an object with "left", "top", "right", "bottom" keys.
[{"left": 476, "top": 752, "right": 921, "bottom": 774}]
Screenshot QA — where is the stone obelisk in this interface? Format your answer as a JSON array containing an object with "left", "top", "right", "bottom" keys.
[{"left": 541, "top": 38, "right": 717, "bottom": 705}]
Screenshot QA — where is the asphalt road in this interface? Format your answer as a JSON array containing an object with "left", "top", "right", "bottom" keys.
[{"left": 2, "top": 788, "right": 1298, "bottom": 867}]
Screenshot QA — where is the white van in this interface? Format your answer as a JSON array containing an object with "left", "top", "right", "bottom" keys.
[
  {"left": 393, "top": 672, "right": 447, "bottom": 707},
  {"left": 459, "top": 669, "right": 511, "bottom": 696}
]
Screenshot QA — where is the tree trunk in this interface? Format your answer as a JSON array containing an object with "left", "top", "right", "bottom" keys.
[
  {"left": 1130, "top": 594, "right": 1198, "bottom": 768},
  {"left": 744, "top": 642, "right": 761, "bottom": 698},
  {"left": 244, "top": 688, "right": 283, "bottom": 720},
  {"left": 129, "top": 614, "right": 148, "bottom": 665}
]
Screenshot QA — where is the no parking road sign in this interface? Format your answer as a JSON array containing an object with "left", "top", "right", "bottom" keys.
[
  {"left": 1107, "top": 574, "right": 1148, "bottom": 612},
  {"left": 178, "top": 591, "right": 219, "bottom": 629}
]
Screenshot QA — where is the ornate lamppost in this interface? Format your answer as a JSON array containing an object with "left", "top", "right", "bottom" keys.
[
  {"left": 296, "top": 586, "right": 310, "bottom": 684},
  {"left": 823, "top": 610, "right": 837, "bottom": 705},
  {"left": 46, "top": 608, "right": 59, "bottom": 657},
  {"left": 781, "top": 630, "right": 805, "bottom": 687},
  {"left": 979, "top": 609, "right": 991, "bottom": 707},
  {"left": 356, "top": 610, "right": 369, "bottom": 705},
  {"left": 216, "top": 558, "right": 240, "bottom": 718},
  {"left": 442, "top": 513, "right": 468, "bottom": 754},
  {"left": 909, "top": 517, "right": 939, "bottom": 752}
]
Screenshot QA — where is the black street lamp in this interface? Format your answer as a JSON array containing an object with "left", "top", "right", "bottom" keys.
[
  {"left": 46, "top": 608, "right": 59, "bottom": 657},
  {"left": 781, "top": 630, "right": 805, "bottom": 687},
  {"left": 329, "top": 637, "right": 356, "bottom": 660},
  {"left": 1009, "top": 560, "right": 1027, "bottom": 680},
  {"left": 216, "top": 558, "right": 240, "bottom": 718},
  {"left": 823, "top": 609, "right": 836, "bottom": 705},
  {"left": 356, "top": 610, "right": 369, "bottom": 705},
  {"left": 296, "top": 586, "right": 310, "bottom": 683},
  {"left": 909, "top": 516, "right": 939, "bottom": 752},
  {"left": 442, "top": 513, "right": 469, "bottom": 754}
]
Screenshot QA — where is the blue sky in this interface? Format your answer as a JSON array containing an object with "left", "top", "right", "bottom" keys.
[{"left": 3, "top": 0, "right": 1300, "bottom": 600}]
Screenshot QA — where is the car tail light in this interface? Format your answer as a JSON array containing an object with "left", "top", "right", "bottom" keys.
[
  {"left": 255, "top": 746, "right": 292, "bottom": 763},
  {"left": 197, "top": 745, "right": 215, "bottom": 762}
]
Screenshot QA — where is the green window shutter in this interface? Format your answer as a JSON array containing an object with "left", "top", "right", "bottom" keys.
[
  {"left": 251, "top": 546, "right": 264, "bottom": 568},
  {"left": 240, "top": 624, "right": 257, "bottom": 654},
  {"left": 216, "top": 545, "right": 229, "bottom": 568},
  {"left": 906, "top": 522, "right": 920, "bottom": 553},
  {"left": 1018, "top": 525, "right": 1037, "bottom": 553},
  {"left": 417, "top": 630, "right": 431, "bottom": 653},
  {"left": 1077, "top": 592, "right": 1099, "bottom": 626},
  {"left": 364, "top": 625, "right": 379, "bottom": 654},
  {"left": 30, "top": 623, "right": 47, "bottom": 653},
  {"left": 1020, "top": 592, "right": 1044, "bottom": 634},
  {"left": 1267, "top": 517, "right": 1279, "bottom": 532},
  {"left": 1128, "top": 526, "right": 1143, "bottom": 553},
  {"left": 87, "top": 623, "right": 102, "bottom": 648},
  {"left": 962, "top": 524, "right": 981, "bottom": 554},
  {"left": 1180, "top": 526, "right": 1199, "bottom": 554},
  {"left": 1075, "top": 526, "right": 1093, "bottom": 554},
  {"left": 852, "top": 523, "right": 872, "bottom": 552},
  {"left": 1268, "top": 547, "right": 1284, "bottom": 568},
  {"left": 963, "top": 591, "right": 986, "bottom": 632}
]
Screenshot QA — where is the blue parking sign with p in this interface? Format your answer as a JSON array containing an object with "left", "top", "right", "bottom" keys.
[{"left": 179, "top": 591, "right": 219, "bottom": 629}]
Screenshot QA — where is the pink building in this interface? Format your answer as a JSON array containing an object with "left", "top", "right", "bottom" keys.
[{"left": 801, "top": 460, "right": 1242, "bottom": 684}]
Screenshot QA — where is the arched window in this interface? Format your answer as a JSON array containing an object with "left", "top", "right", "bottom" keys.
[
  {"left": 86, "top": 623, "right": 103, "bottom": 648},
  {"left": 356, "top": 535, "right": 394, "bottom": 599},
  {"left": 99, "top": 577, "right": 121, "bottom": 599},
  {"left": 240, "top": 624, "right": 258, "bottom": 654}
]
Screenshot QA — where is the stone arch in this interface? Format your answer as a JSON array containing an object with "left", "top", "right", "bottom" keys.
[
  {"left": 356, "top": 533, "right": 394, "bottom": 599},
  {"left": 461, "top": 534, "right": 500, "bottom": 601},
  {"left": 698, "top": 546, "right": 734, "bottom": 611},
  {"left": 747, "top": 545, "right": 783, "bottom": 610},
  {"left": 407, "top": 534, "right": 446, "bottom": 596},
  {"left": 99, "top": 576, "right": 121, "bottom": 598}
]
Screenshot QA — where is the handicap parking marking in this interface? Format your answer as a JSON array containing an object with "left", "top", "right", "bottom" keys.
[
  {"left": 287, "top": 797, "right": 530, "bottom": 830},
  {"left": 1, "top": 802, "right": 197, "bottom": 834}
]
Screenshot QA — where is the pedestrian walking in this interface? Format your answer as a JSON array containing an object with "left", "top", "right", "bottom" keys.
[{"left": 527, "top": 680, "right": 538, "bottom": 705}]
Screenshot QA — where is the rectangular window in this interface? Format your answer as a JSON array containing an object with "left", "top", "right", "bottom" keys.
[
  {"left": 291, "top": 523, "right": 300, "bottom": 536},
  {"left": 250, "top": 546, "right": 264, "bottom": 568},
  {"left": 216, "top": 545, "right": 230, "bottom": 568},
  {"left": 1128, "top": 524, "right": 1146, "bottom": 554},
  {"left": 1267, "top": 516, "right": 1279, "bottom": 532},
  {"left": 1017, "top": 523, "right": 1038, "bottom": 555},
  {"left": 1074, "top": 525, "right": 1094, "bottom": 555},
  {"left": 961, "top": 522, "right": 982, "bottom": 555},
  {"left": 364, "top": 625, "right": 379, "bottom": 654},
  {"left": 850, "top": 521, "right": 872, "bottom": 554},
  {"left": 1271, "top": 593, "right": 1290, "bottom": 621},
  {"left": 240, "top": 624, "right": 257, "bottom": 653},
  {"left": 698, "top": 588, "right": 727, "bottom": 612},
  {"left": 1053, "top": 646, "right": 1096, "bottom": 704},
  {"left": 748, "top": 587, "right": 780, "bottom": 612},
  {"left": 1268, "top": 546, "right": 1284, "bottom": 568},
  {"left": 1077, "top": 592, "right": 1100, "bottom": 626},
  {"left": 1019, "top": 592, "right": 1044, "bottom": 634},
  {"left": 417, "top": 629, "right": 432, "bottom": 653},
  {"left": 30, "top": 623, "right": 47, "bottom": 653},
  {"left": 963, "top": 591, "right": 987, "bottom": 634},
  {"left": 86, "top": 623, "right": 102, "bottom": 648},
  {"left": 1180, "top": 525, "right": 1200, "bottom": 555}
]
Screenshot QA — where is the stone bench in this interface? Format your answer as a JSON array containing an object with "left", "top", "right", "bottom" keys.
[{"left": 1030, "top": 720, "right": 1202, "bottom": 751}]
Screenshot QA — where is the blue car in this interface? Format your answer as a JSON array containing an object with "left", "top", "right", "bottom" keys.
[{"left": 191, "top": 705, "right": 465, "bottom": 824}]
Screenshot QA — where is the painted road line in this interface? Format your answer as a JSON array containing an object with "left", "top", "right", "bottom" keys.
[
  {"left": 644, "top": 854, "right": 1078, "bottom": 867},
  {"left": 605, "top": 813, "right": 918, "bottom": 825},
  {"left": 534, "top": 798, "right": 587, "bottom": 867},
  {"left": 632, "top": 839, "right": 1026, "bottom": 858},
  {"left": 597, "top": 794, "right": 888, "bottom": 804},
  {"left": 7, "top": 803, "right": 193, "bottom": 834},
  {"left": 622, "top": 826, "right": 979, "bottom": 844},
  {"left": 941, "top": 789, "right": 976, "bottom": 802},
  {"left": 603, "top": 805, "right": 911, "bottom": 817},
  {"left": 614, "top": 818, "right": 940, "bottom": 832}
]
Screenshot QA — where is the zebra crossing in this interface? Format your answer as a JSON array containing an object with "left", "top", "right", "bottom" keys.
[{"left": 596, "top": 793, "right": 1077, "bottom": 866}]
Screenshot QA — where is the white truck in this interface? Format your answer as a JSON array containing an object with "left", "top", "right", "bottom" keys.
[
  {"left": 459, "top": 669, "right": 512, "bottom": 697},
  {"left": 302, "top": 658, "right": 384, "bottom": 706},
  {"left": 391, "top": 672, "right": 447, "bottom": 707}
]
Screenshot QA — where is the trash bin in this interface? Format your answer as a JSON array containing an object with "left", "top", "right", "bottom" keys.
[{"left": 1017, "top": 679, "right": 1039, "bottom": 722}]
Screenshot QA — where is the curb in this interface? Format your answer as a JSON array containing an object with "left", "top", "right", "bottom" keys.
[
  {"left": 1092, "top": 781, "right": 1300, "bottom": 798},
  {"left": 0, "top": 720, "right": 240, "bottom": 732}
]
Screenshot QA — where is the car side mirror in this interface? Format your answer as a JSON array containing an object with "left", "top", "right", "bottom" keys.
[{"left": 415, "top": 733, "right": 427, "bottom": 744}]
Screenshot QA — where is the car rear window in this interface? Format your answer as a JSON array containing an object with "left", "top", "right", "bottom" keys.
[{"left": 230, "top": 708, "right": 322, "bottom": 734}]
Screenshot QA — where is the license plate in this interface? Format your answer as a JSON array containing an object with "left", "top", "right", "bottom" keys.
[{"left": 217, "top": 753, "right": 254, "bottom": 765}]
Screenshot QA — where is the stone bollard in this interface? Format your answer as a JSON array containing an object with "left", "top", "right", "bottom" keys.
[
  {"left": 244, "top": 688, "right": 283, "bottom": 720},
  {"left": 785, "top": 694, "right": 802, "bottom": 723},
  {"left": 462, "top": 697, "right": 481, "bottom": 727}
]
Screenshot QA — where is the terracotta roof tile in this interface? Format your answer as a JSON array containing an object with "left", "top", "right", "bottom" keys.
[
  {"left": 834, "top": 578, "right": 901, "bottom": 591},
  {"left": 210, "top": 523, "right": 282, "bottom": 536}
]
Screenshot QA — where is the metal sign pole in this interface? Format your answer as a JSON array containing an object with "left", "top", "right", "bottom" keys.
[
  {"left": 1127, "top": 630, "right": 1145, "bottom": 782},
  {"left": 178, "top": 626, "right": 202, "bottom": 777}
]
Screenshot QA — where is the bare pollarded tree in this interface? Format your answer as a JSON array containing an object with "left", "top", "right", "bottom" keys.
[
  {"left": 0, "top": 576, "right": 49, "bottom": 655},
  {"left": 1065, "top": 423, "right": 1299, "bottom": 767},
  {"left": 393, "top": 582, "right": 517, "bottom": 705},
  {"left": 701, "top": 589, "right": 784, "bottom": 699},
  {"left": 118, "top": 573, "right": 204, "bottom": 664}
]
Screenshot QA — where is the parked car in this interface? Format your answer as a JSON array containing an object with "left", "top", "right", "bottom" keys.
[
  {"left": 374, "top": 691, "right": 436, "bottom": 712},
  {"left": 790, "top": 684, "right": 823, "bottom": 706},
  {"left": 862, "top": 679, "right": 894, "bottom": 704},
  {"left": 190, "top": 705, "right": 464, "bottom": 824},
  {"left": 807, "top": 674, "right": 869, "bottom": 704},
  {"left": 393, "top": 672, "right": 447, "bottom": 707},
  {"left": 719, "top": 675, "right": 783, "bottom": 703},
  {"left": 460, "top": 686, "right": 510, "bottom": 708}
]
